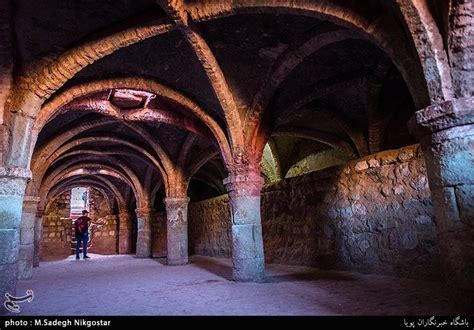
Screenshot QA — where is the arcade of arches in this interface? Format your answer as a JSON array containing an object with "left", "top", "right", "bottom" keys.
[{"left": 0, "top": 0, "right": 472, "bottom": 314}]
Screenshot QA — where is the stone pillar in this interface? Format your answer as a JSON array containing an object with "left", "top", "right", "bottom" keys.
[
  {"left": 17, "top": 196, "right": 39, "bottom": 279},
  {"left": 118, "top": 211, "right": 131, "bottom": 254},
  {"left": 33, "top": 206, "right": 44, "bottom": 267},
  {"left": 0, "top": 167, "right": 30, "bottom": 313},
  {"left": 164, "top": 197, "right": 189, "bottom": 266},
  {"left": 135, "top": 208, "right": 153, "bottom": 258},
  {"left": 223, "top": 171, "right": 265, "bottom": 282},
  {"left": 409, "top": 97, "right": 474, "bottom": 288}
]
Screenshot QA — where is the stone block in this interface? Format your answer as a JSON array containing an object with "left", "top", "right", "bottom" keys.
[
  {"left": 431, "top": 187, "right": 461, "bottom": 232},
  {"left": 0, "top": 229, "right": 19, "bottom": 263},
  {"left": 455, "top": 184, "right": 474, "bottom": 224},
  {"left": 17, "top": 259, "right": 32, "bottom": 280},
  {"left": 398, "top": 148, "right": 415, "bottom": 162},
  {"left": 232, "top": 224, "right": 264, "bottom": 259},
  {"left": 18, "top": 244, "right": 33, "bottom": 260},
  {"left": 401, "top": 231, "right": 418, "bottom": 249},
  {"left": 232, "top": 257, "right": 265, "bottom": 282},
  {"left": 416, "top": 215, "right": 432, "bottom": 225},
  {"left": 368, "top": 158, "right": 379, "bottom": 168},
  {"left": 20, "top": 227, "right": 34, "bottom": 245},
  {"left": 0, "top": 263, "right": 18, "bottom": 311},
  {"left": 354, "top": 161, "right": 368, "bottom": 171},
  {"left": 393, "top": 185, "right": 404, "bottom": 195},
  {"left": 0, "top": 196, "right": 23, "bottom": 229}
]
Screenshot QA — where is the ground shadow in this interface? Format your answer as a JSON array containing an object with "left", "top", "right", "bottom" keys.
[
  {"left": 265, "top": 269, "right": 357, "bottom": 283},
  {"left": 190, "top": 256, "right": 233, "bottom": 280}
]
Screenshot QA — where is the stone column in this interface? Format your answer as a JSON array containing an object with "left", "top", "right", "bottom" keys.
[
  {"left": 409, "top": 97, "right": 474, "bottom": 288},
  {"left": 118, "top": 211, "right": 131, "bottom": 254},
  {"left": 223, "top": 171, "right": 265, "bottom": 282},
  {"left": 164, "top": 197, "right": 189, "bottom": 266},
  {"left": 33, "top": 206, "right": 44, "bottom": 267},
  {"left": 17, "top": 196, "right": 39, "bottom": 279},
  {"left": 0, "top": 167, "right": 30, "bottom": 313},
  {"left": 135, "top": 208, "right": 153, "bottom": 258}
]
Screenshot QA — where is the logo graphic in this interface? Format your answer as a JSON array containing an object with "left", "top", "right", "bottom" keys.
[{"left": 3, "top": 289, "right": 34, "bottom": 313}]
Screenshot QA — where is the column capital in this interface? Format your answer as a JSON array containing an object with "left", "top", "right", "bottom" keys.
[
  {"left": 135, "top": 207, "right": 154, "bottom": 218},
  {"left": 0, "top": 166, "right": 32, "bottom": 197},
  {"left": 223, "top": 171, "right": 264, "bottom": 197},
  {"left": 164, "top": 197, "right": 190, "bottom": 208},
  {"left": 408, "top": 96, "right": 474, "bottom": 140},
  {"left": 0, "top": 166, "right": 32, "bottom": 179}
]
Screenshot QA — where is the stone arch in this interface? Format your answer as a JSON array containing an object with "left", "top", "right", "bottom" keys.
[
  {"left": 261, "top": 139, "right": 283, "bottom": 183},
  {"left": 47, "top": 184, "right": 112, "bottom": 214},
  {"left": 48, "top": 177, "right": 126, "bottom": 211},
  {"left": 36, "top": 77, "right": 232, "bottom": 166},
  {"left": 36, "top": 137, "right": 166, "bottom": 185},
  {"left": 185, "top": 0, "right": 430, "bottom": 110},
  {"left": 279, "top": 81, "right": 370, "bottom": 158},
  {"left": 396, "top": 0, "right": 454, "bottom": 102},
  {"left": 272, "top": 128, "right": 358, "bottom": 159},
  {"left": 40, "top": 162, "right": 145, "bottom": 209},
  {"left": 247, "top": 29, "right": 367, "bottom": 136}
]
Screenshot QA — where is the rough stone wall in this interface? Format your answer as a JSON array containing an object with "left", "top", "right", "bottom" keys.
[
  {"left": 41, "top": 188, "right": 119, "bottom": 257},
  {"left": 189, "top": 144, "right": 441, "bottom": 280},
  {"left": 41, "top": 191, "right": 72, "bottom": 257},
  {"left": 189, "top": 195, "right": 232, "bottom": 257},
  {"left": 152, "top": 211, "right": 167, "bottom": 257},
  {"left": 86, "top": 189, "right": 118, "bottom": 254}
]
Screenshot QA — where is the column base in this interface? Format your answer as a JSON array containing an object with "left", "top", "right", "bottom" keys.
[
  {"left": 167, "top": 258, "right": 188, "bottom": 266},
  {"left": 17, "top": 260, "right": 33, "bottom": 280},
  {"left": 232, "top": 258, "right": 265, "bottom": 282}
]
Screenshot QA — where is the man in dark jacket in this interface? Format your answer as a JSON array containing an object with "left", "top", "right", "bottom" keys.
[{"left": 75, "top": 210, "right": 92, "bottom": 260}]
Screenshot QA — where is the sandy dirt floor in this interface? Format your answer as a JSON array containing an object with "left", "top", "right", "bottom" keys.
[{"left": 14, "top": 254, "right": 474, "bottom": 316}]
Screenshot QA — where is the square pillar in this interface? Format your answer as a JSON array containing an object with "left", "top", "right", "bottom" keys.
[
  {"left": 135, "top": 208, "right": 153, "bottom": 258},
  {"left": 118, "top": 212, "right": 131, "bottom": 254},
  {"left": 33, "top": 206, "right": 44, "bottom": 267},
  {"left": 164, "top": 197, "right": 189, "bottom": 266},
  {"left": 224, "top": 171, "right": 265, "bottom": 282},
  {"left": 0, "top": 167, "right": 30, "bottom": 314},
  {"left": 409, "top": 97, "right": 474, "bottom": 288},
  {"left": 18, "top": 196, "right": 40, "bottom": 279}
]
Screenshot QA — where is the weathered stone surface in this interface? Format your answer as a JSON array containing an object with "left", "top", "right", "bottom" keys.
[
  {"left": 410, "top": 98, "right": 474, "bottom": 288},
  {"left": 152, "top": 211, "right": 167, "bottom": 257},
  {"left": 224, "top": 172, "right": 266, "bottom": 281},
  {"left": 0, "top": 169, "right": 29, "bottom": 314},
  {"left": 189, "top": 195, "right": 231, "bottom": 257},
  {"left": 232, "top": 257, "right": 265, "bottom": 282},
  {"left": 0, "top": 263, "right": 18, "bottom": 313},
  {"left": 33, "top": 213, "right": 43, "bottom": 267},
  {"left": 41, "top": 189, "right": 119, "bottom": 258},
  {"left": 135, "top": 208, "right": 153, "bottom": 258},
  {"left": 190, "top": 145, "right": 440, "bottom": 281},
  {"left": 118, "top": 212, "right": 132, "bottom": 254},
  {"left": 165, "top": 197, "right": 189, "bottom": 265}
]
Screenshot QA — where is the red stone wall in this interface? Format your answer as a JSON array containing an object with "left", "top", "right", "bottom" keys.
[{"left": 189, "top": 144, "right": 441, "bottom": 281}]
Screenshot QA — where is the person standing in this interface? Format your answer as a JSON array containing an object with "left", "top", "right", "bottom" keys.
[{"left": 74, "top": 210, "right": 92, "bottom": 260}]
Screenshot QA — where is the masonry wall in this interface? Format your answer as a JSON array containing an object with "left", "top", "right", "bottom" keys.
[
  {"left": 41, "top": 191, "right": 72, "bottom": 257},
  {"left": 152, "top": 211, "right": 167, "bottom": 257},
  {"left": 87, "top": 188, "right": 118, "bottom": 255},
  {"left": 41, "top": 188, "right": 119, "bottom": 258},
  {"left": 189, "top": 144, "right": 441, "bottom": 281}
]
